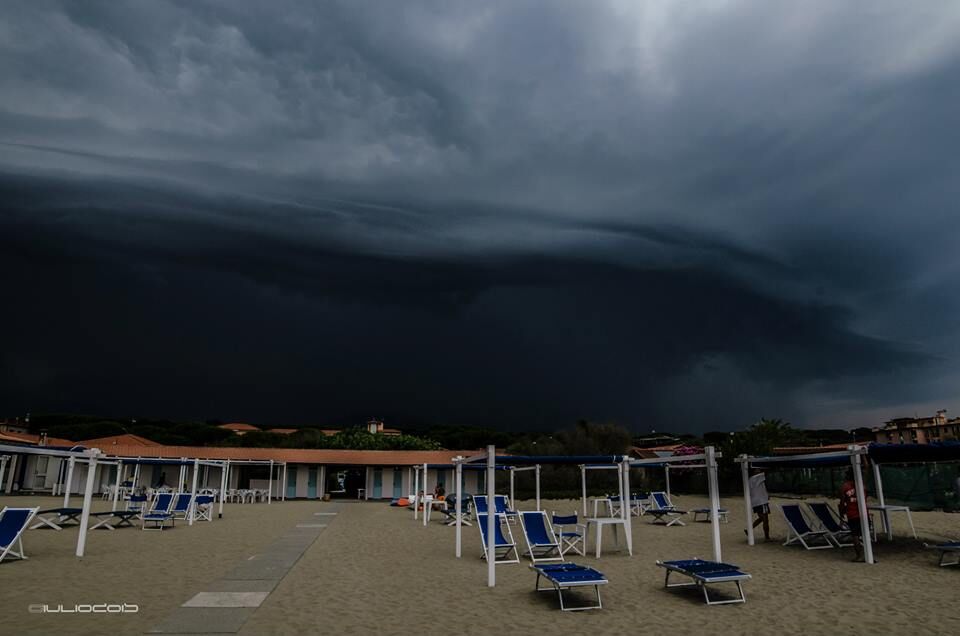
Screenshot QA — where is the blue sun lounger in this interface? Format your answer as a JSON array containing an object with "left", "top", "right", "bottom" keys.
[
  {"left": 530, "top": 563, "right": 608, "bottom": 611},
  {"left": 29, "top": 507, "right": 83, "bottom": 531},
  {"left": 519, "top": 511, "right": 564, "bottom": 563},
  {"left": 924, "top": 541, "right": 960, "bottom": 567},
  {"left": 656, "top": 559, "right": 752, "bottom": 605},
  {"left": 0, "top": 507, "right": 39, "bottom": 563},
  {"left": 89, "top": 510, "right": 141, "bottom": 530},
  {"left": 691, "top": 508, "right": 729, "bottom": 523}
]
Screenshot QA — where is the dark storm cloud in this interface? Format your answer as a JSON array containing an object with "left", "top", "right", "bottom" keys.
[{"left": 1, "top": 1, "right": 958, "bottom": 430}]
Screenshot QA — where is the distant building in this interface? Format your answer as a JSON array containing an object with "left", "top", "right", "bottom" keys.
[
  {"left": 366, "top": 419, "right": 401, "bottom": 436},
  {"left": 266, "top": 428, "right": 298, "bottom": 435},
  {"left": 218, "top": 422, "right": 261, "bottom": 436},
  {"left": 873, "top": 410, "right": 960, "bottom": 444}
]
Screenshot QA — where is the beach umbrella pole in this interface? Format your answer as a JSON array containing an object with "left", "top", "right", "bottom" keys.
[
  {"left": 76, "top": 451, "right": 99, "bottom": 558},
  {"left": 707, "top": 446, "right": 722, "bottom": 562},
  {"left": 487, "top": 445, "right": 495, "bottom": 588},
  {"left": 535, "top": 464, "right": 541, "bottom": 511},
  {"left": 455, "top": 459, "right": 462, "bottom": 558},
  {"left": 63, "top": 456, "right": 75, "bottom": 509},
  {"left": 850, "top": 448, "right": 874, "bottom": 564},
  {"left": 740, "top": 455, "right": 754, "bottom": 546},
  {"left": 112, "top": 460, "right": 123, "bottom": 511},
  {"left": 189, "top": 459, "right": 199, "bottom": 525},
  {"left": 580, "top": 465, "right": 587, "bottom": 517},
  {"left": 219, "top": 460, "right": 228, "bottom": 518}
]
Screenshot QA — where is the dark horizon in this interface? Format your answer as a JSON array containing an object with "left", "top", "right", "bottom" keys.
[{"left": 2, "top": 2, "right": 959, "bottom": 434}]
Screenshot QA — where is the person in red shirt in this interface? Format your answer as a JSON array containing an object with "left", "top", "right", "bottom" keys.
[{"left": 839, "top": 469, "right": 864, "bottom": 562}]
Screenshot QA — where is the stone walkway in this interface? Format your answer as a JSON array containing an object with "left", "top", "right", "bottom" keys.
[{"left": 147, "top": 507, "right": 341, "bottom": 634}]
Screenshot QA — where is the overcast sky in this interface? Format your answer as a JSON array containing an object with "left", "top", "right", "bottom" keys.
[{"left": 2, "top": 1, "right": 959, "bottom": 433}]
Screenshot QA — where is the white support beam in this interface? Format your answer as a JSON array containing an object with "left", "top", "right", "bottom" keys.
[
  {"left": 219, "top": 459, "right": 229, "bottom": 519},
  {"left": 740, "top": 454, "right": 754, "bottom": 546},
  {"left": 188, "top": 458, "right": 199, "bottom": 525},
  {"left": 851, "top": 448, "right": 874, "bottom": 564},
  {"left": 455, "top": 459, "right": 463, "bottom": 558},
  {"left": 267, "top": 460, "right": 274, "bottom": 504},
  {"left": 76, "top": 452, "right": 100, "bottom": 558},
  {"left": 535, "top": 464, "right": 541, "bottom": 511},
  {"left": 706, "top": 446, "right": 722, "bottom": 563},
  {"left": 112, "top": 460, "right": 124, "bottom": 511},
  {"left": 486, "top": 445, "right": 496, "bottom": 588},
  {"left": 62, "top": 456, "right": 76, "bottom": 508}
]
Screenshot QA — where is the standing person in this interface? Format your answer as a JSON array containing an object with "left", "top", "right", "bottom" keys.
[
  {"left": 748, "top": 467, "right": 771, "bottom": 541},
  {"left": 839, "top": 469, "right": 865, "bottom": 562}
]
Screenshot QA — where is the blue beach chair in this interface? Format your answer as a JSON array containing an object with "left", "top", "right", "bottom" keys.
[
  {"left": 552, "top": 512, "right": 587, "bottom": 556},
  {"left": 142, "top": 492, "right": 175, "bottom": 531},
  {"left": 518, "top": 511, "right": 563, "bottom": 563},
  {"left": 780, "top": 503, "right": 834, "bottom": 549},
  {"left": 648, "top": 492, "right": 687, "bottom": 526},
  {"left": 656, "top": 559, "right": 752, "bottom": 605},
  {"left": 806, "top": 502, "right": 855, "bottom": 547},
  {"left": 530, "top": 563, "right": 608, "bottom": 611},
  {"left": 170, "top": 493, "right": 195, "bottom": 521},
  {"left": 0, "top": 507, "right": 39, "bottom": 563},
  {"left": 477, "top": 513, "right": 519, "bottom": 564}
]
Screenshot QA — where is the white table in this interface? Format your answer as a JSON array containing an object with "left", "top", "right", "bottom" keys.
[
  {"left": 868, "top": 504, "right": 918, "bottom": 541},
  {"left": 585, "top": 517, "right": 626, "bottom": 558}
]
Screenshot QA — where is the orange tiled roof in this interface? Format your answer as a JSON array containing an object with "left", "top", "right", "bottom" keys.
[
  {"left": 81, "top": 433, "right": 160, "bottom": 448},
  {"left": 0, "top": 430, "right": 76, "bottom": 446},
  {"left": 100, "top": 445, "right": 482, "bottom": 466}
]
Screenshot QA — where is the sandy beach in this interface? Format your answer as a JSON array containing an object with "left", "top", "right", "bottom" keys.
[{"left": 2, "top": 494, "right": 958, "bottom": 635}]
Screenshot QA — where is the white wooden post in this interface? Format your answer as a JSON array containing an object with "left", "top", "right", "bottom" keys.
[
  {"left": 455, "top": 459, "right": 463, "bottom": 558},
  {"left": 319, "top": 465, "right": 326, "bottom": 499},
  {"left": 112, "top": 460, "right": 123, "bottom": 511},
  {"left": 282, "top": 463, "right": 287, "bottom": 502},
  {"left": 76, "top": 451, "right": 100, "bottom": 558},
  {"left": 872, "top": 461, "right": 885, "bottom": 507},
  {"left": 487, "top": 445, "right": 496, "bottom": 588},
  {"left": 665, "top": 464, "right": 671, "bottom": 498},
  {"left": 580, "top": 465, "right": 587, "bottom": 517},
  {"left": 706, "top": 446, "right": 722, "bottom": 562},
  {"left": 509, "top": 468, "right": 515, "bottom": 508},
  {"left": 62, "top": 456, "right": 76, "bottom": 508},
  {"left": 188, "top": 459, "right": 199, "bottom": 525},
  {"left": 219, "top": 460, "right": 228, "bottom": 519},
  {"left": 266, "top": 460, "right": 273, "bottom": 504},
  {"left": 851, "top": 448, "right": 874, "bottom": 564},
  {"left": 178, "top": 462, "right": 186, "bottom": 491},
  {"left": 423, "top": 462, "right": 428, "bottom": 527},
  {"left": 533, "top": 464, "right": 540, "bottom": 511},
  {"left": 413, "top": 466, "right": 420, "bottom": 520},
  {"left": 740, "top": 455, "right": 754, "bottom": 546},
  {"left": 622, "top": 458, "right": 633, "bottom": 555}
]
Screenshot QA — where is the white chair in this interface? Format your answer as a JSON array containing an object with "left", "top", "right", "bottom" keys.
[{"left": 552, "top": 512, "right": 586, "bottom": 556}]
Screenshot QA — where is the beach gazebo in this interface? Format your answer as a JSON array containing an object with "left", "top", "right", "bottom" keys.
[
  {"left": 0, "top": 442, "right": 117, "bottom": 557},
  {"left": 451, "top": 449, "right": 632, "bottom": 587},
  {"left": 629, "top": 446, "right": 725, "bottom": 563},
  {"left": 735, "top": 446, "right": 875, "bottom": 564}
]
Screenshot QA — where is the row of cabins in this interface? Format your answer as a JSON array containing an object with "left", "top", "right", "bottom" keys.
[{"left": 0, "top": 433, "right": 491, "bottom": 501}]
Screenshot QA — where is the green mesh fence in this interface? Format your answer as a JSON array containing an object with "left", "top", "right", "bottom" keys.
[{"left": 760, "top": 462, "right": 960, "bottom": 511}]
